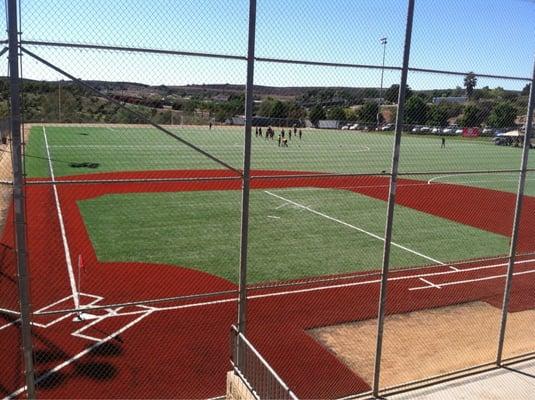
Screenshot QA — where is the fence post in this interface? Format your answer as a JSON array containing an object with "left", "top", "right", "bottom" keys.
[
  {"left": 372, "top": 0, "right": 415, "bottom": 396},
  {"left": 496, "top": 57, "right": 535, "bottom": 365},
  {"left": 237, "top": 0, "right": 257, "bottom": 337},
  {"left": 7, "top": 0, "right": 36, "bottom": 397}
]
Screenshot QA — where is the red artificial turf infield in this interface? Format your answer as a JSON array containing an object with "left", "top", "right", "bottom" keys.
[{"left": 1, "top": 169, "right": 535, "bottom": 399}]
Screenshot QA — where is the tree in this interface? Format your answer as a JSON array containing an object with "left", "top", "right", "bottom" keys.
[
  {"left": 287, "top": 101, "right": 306, "bottom": 119},
  {"left": 521, "top": 83, "right": 531, "bottom": 96},
  {"left": 308, "top": 105, "right": 326, "bottom": 127},
  {"left": 404, "top": 96, "right": 428, "bottom": 125},
  {"left": 384, "top": 84, "right": 412, "bottom": 104},
  {"left": 464, "top": 72, "right": 477, "bottom": 99},
  {"left": 426, "top": 105, "right": 449, "bottom": 127},
  {"left": 326, "top": 106, "right": 347, "bottom": 121},
  {"left": 270, "top": 100, "right": 289, "bottom": 120},
  {"left": 458, "top": 104, "right": 486, "bottom": 127},
  {"left": 357, "top": 102, "right": 379, "bottom": 124},
  {"left": 487, "top": 102, "right": 517, "bottom": 128}
]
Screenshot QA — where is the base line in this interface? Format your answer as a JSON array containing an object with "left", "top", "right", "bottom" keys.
[
  {"left": 43, "top": 127, "right": 79, "bottom": 309},
  {"left": 264, "top": 190, "right": 445, "bottom": 266}
]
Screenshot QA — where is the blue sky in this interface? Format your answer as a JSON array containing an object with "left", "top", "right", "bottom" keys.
[{"left": 1, "top": 0, "right": 534, "bottom": 90}]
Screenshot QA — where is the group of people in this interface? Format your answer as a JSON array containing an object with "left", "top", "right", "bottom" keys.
[{"left": 255, "top": 125, "right": 303, "bottom": 147}]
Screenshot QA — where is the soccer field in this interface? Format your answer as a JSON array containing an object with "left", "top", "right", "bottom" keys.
[
  {"left": 24, "top": 124, "right": 532, "bottom": 284},
  {"left": 26, "top": 125, "right": 535, "bottom": 191}
]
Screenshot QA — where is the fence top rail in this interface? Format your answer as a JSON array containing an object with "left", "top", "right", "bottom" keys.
[
  {"left": 231, "top": 325, "right": 299, "bottom": 400},
  {"left": 20, "top": 40, "right": 532, "bottom": 81},
  {"left": 20, "top": 39, "right": 247, "bottom": 61}
]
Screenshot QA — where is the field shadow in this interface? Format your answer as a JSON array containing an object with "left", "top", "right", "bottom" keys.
[
  {"left": 69, "top": 162, "right": 100, "bottom": 169},
  {"left": 74, "top": 362, "right": 117, "bottom": 381}
]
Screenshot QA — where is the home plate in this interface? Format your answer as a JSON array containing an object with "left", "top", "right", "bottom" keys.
[{"left": 73, "top": 312, "right": 101, "bottom": 322}]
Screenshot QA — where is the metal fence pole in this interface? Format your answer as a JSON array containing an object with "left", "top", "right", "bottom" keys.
[
  {"left": 496, "top": 56, "right": 535, "bottom": 365},
  {"left": 7, "top": 0, "right": 36, "bottom": 397},
  {"left": 237, "top": 0, "right": 257, "bottom": 337},
  {"left": 372, "top": 0, "right": 415, "bottom": 397}
]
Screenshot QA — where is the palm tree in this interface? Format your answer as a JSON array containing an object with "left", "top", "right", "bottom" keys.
[{"left": 464, "top": 72, "right": 477, "bottom": 99}]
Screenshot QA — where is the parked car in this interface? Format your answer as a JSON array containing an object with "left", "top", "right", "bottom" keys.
[
  {"left": 349, "top": 123, "right": 360, "bottom": 130},
  {"left": 411, "top": 127, "right": 420, "bottom": 133},
  {"left": 341, "top": 124, "right": 350, "bottom": 130},
  {"left": 381, "top": 123, "right": 394, "bottom": 131},
  {"left": 482, "top": 127, "right": 494, "bottom": 135},
  {"left": 420, "top": 126, "right": 430, "bottom": 133},
  {"left": 442, "top": 125, "right": 459, "bottom": 134},
  {"left": 431, "top": 127, "right": 441, "bottom": 134},
  {"left": 455, "top": 128, "right": 464, "bottom": 135}
]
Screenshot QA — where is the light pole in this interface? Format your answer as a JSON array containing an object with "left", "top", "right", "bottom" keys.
[
  {"left": 58, "top": 79, "right": 62, "bottom": 122},
  {"left": 377, "top": 37, "right": 387, "bottom": 129}
]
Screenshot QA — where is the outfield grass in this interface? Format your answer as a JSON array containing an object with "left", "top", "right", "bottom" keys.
[
  {"left": 26, "top": 125, "right": 535, "bottom": 196},
  {"left": 78, "top": 188, "right": 509, "bottom": 283}
]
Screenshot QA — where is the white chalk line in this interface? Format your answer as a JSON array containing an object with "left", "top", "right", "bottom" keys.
[
  {"left": 419, "top": 277, "right": 442, "bottom": 289},
  {"left": 264, "top": 190, "right": 445, "bottom": 266},
  {"left": 43, "top": 127, "right": 80, "bottom": 310},
  {"left": 0, "top": 294, "right": 103, "bottom": 331},
  {"left": 427, "top": 174, "right": 535, "bottom": 185},
  {"left": 40, "top": 257, "right": 535, "bottom": 320},
  {"left": 7, "top": 257, "right": 535, "bottom": 398},
  {"left": 409, "top": 267, "right": 535, "bottom": 291},
  {"left": 6, "top": 310, "right": 153, "bottom": 400}
]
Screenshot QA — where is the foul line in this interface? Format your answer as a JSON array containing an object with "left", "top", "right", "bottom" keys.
[
  {"left": 6, "top": 310, "right": 152, "bottom": 400},
  {"left": 43, "top": 127, "right": 79, "bottom": 309},
  {"left": 264, "top": 190, "right": 445, "bottom": 266},
  {"left": 409, "top": 268, "right": 535, "bottom": 291}
]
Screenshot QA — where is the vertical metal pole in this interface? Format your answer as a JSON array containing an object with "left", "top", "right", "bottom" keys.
[
  {"left": 237, "top": 0, "right": 257, "bottom": 336},
  {"left": 496, "top": 57, "right": 535, "bottom": 365},
  {"left": 377, "top": 38, "right": 387, "bottom": 127},
  {"left": 8, "top": 0, "right": 36, "bottom": 397},
  {"left": 58, "top": 80, "right": 61, "bottom": 122},
  {"left": 372, "top": 0, "right": 415, "bottom": 397}
]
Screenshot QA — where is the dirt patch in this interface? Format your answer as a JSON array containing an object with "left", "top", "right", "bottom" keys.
[{"left": 309, "top": 301, "right": 535, "bottom": 389}]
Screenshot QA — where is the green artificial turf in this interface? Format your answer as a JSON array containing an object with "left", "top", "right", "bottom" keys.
[
  {"left": 78, "top": 188, "right": 509, "bottom": 283},
  {"left": 25, "top": 125, "right": 535, "bottom": 196}
]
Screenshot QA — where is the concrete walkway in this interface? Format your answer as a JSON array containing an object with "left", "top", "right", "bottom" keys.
[{"left": 389, "top": 359, "right": 535, "bottom": 400}]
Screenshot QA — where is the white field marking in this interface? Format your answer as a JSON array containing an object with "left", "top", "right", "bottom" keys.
[
  {"left": 0, "top": 307, "right": 19, "bottom": 316},
  {"left": 267, "top": 215, "right": 281, "bottom": 219},
  {"left": 87, "top": 257, "right": 535, "bottom": 319},
  {"left": 71, "top": 307, "right": 125, "bottom": 342},
  {"left": 419, "top": 277, "right": 441, "bottom": 289},
  {"left": 43, "top": 127, "right": 79, "bottom": 310},
  {"left": 426, "top": 174, "right": 535, "bottom": 185},
  {"left": 264, "top": 190, "right": 445, "bottom": 266},
  {"left": 0, "top": 294, "right": 103, "bottom": 331},
  {"left": 409, "top": 268, "right": 535, "bottom": 291},
  {"left": 6, "top": 310, "right": 153, "bottom": 400},
  {"left": 275, "top": 202, "right": 290, "bottom": 210}
]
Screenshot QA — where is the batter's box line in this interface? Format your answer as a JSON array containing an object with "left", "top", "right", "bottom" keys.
[
  {"left": 72, "top": 304, "right": 157, "bottom": 342},
  {"left": 0, "top": 293, "right": 104, "bottom": 331}
]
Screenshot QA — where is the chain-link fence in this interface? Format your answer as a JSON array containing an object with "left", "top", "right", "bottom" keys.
[{"left": 1, "top": 0, "right": 535, "bottom": 399}]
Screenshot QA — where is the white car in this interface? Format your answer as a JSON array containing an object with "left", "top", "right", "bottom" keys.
[
  {"left": 349, "top": 123, "right": 359, "bottom": 130},
  {"left": 442, "top": 125, "right": 459, "bottom": 134},
  {"left": 420, "top": 126, "right": 431, "bottom": 133},
  {"left": 482, "top": 127, "right": 493, "bottom": 135},
  {"left": 411, "top": 127, "right": 420, "bottom": 133},
  {"left": 432, "top": 127, "right": 441, "bottom": 134},
  {"left": 341, "top": 124, "right": 350, "bottom": 130},
  {"left": 381, "top": 124, "right": 394, "bottom": 131},
  {"left": 455, "top": 128, "right": 464, "bottom": 135}
]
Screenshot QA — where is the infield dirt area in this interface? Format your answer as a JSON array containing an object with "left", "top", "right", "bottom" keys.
[{"left": 310, "top": 301, "right": 535, "bottom": 389}]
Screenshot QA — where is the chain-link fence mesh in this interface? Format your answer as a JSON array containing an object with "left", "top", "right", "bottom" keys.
[{"left": 1, "top": 0, "right": 535, "bottom": 399}]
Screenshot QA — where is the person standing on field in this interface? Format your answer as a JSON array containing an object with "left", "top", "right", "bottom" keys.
[{"left": 441, "top": 137, "right": 446, "bottom": 148}]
